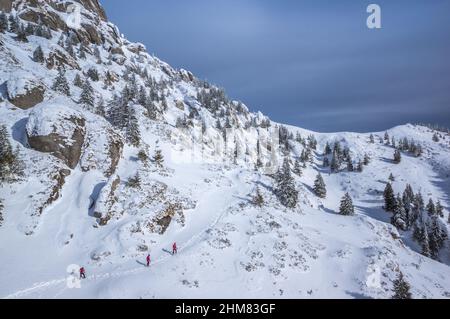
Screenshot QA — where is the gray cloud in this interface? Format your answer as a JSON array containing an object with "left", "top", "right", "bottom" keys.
[{"left": 103, "top": 0, "right": 450, "bottom": 132}]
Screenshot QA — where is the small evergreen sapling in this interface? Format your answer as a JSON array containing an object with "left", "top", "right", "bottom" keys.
[
  {"left": 392, "top": 272, "right": 412, "bottom": 299},
  {"left": 252, "top": 186, "right": 265, "bottom": 208}
]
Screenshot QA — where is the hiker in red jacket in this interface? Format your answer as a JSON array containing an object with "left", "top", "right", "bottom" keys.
[
  {"left": 172, "top": 242, "right": 177, "bottom": 255},
  {"left": 80, "top": 267, "right": 86, "bottom": 279},
  {"left": 146, "top": 254, "right": 151, "bottom": 267}
]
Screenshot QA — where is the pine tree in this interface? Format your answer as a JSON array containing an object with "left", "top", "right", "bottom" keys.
[
  {"left": 383, "top": 183, "right": 396, "bottom": 212},
  {"left": 0, "top": 12, "right": 8, "bottom": 33},
  {"left": 435, "top": 200, "right": 444, "bottom": 218},
  {"left": 384, "top": 131, "right": 390, "bottom": 143},
  {"left": 388, "top": 173, "right": 395, "bottom": 182},
  {"left": 323, "top": 157, "right": 330, "bottom": 167},
  {"left": 126, "top": 107, "right": 140, "bottom": 147},
  {"left": 152, "top": 147, "right": 164, "bottom": 168},
  {"left": 52, "top": 69, "right": 71, "bottom": 96},
  {"left": 79, "top": 79, "right": 95, "bottom": 108},
  {"left": 126, "top": 173, "right": 141, "bottom": 189},
  {"left": 33, "top": 45, "right": 45, "bottom": 63},
  {"left": 313, "top": 173, "right": 327, "bottom": 199},
  {"left": 274, "top": 157, "right": 299, "bottom": 208},
  {"left": 324, "top": 142, "right": 332, "bottom": 155},
  {"left": 428, "top": 215, "right": 442, "bottom": 260},
  {"left": 347, "top": 158, "right": 354, "bottom": 172},
  {"left": 73, "top": 73, "right": 83, "bottom": 87},
  {"left": 293, "top": 159, "right": 302, "bottom": 176},
  {"left": 0, "top": 126, "right": 24, "bottom": 183},
  {"left": 421, "top": 225, "right": 431, "bottom": 258},
  {"left": 330, "top": 150, "right": 340, "bottom": 173},
  {"left": 138, "top": 86, "right": 147, "bottom": 106},
  {"left": 392, "top": 272, "right": 412, "bottom": 299},
  {"left": 339, "top": 193, "right": 355, "bottom": 216},
  {"left": 393, "top": 150, "right": 402, "bottom": 164},
  {"left": 369, "top": 134, "right": 375, "bottom": 144},
  {"left": 357, "top": 160, "right": 363, "bottom": 172},
  {"left": 252, "top": 186, "right": 265, "bottom": 208},
  {"left": 16, "top": 24, "right": 28, "bottom": 42},
  {"left": 426, "top": 199, "right": 436, "bottom": 216},
  {"left": 8, "top": 15, "right": 18, "bottom": 33},
  {"left": 363, "top": 153, "right": 370, "bottom": 166},
  {"left": 392, "top": 194, "right": 408, "bottom": 231}
]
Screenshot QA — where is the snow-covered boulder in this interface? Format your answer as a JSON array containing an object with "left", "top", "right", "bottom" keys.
[
  {"left": 7, "top": 75, "right": 45, "bottom": 109},
  {"left": 26, "top": 101, "right": 86, "bottom": 169}
]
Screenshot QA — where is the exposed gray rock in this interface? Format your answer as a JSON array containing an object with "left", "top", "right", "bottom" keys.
[{"left": 26, "top": 103, "right": 86, "bottom": 169}]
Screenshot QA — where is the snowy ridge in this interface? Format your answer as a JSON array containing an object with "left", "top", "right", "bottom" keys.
[{"left": 0, "top": 0, "right": 449, "bottom": 299}]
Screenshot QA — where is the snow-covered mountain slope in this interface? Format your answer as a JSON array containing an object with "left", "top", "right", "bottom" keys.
[{"left": 0, "top": 0, "right": 449, "bottom": 299}]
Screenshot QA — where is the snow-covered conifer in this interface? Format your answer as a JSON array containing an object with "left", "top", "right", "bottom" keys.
[
  {"left": 339, "top": 193, "right": 355, "bottom": 216},
  {"left": 313, "top": 173, "right": 327, "bottom": 199},
  {"left": 52, "top": 68, "right": 71, "bottom": 96},
  {"left": 392, "top": 272, "right": 412, "bottom": 299},
  {"left": 383, "top": 182, "right": 396, "bottom": 212},
  {"left": 79, "top": 79, "right": 95, "bottom": 108},
  {"left": 252, "top": 186, "right": 265, "bottom": 208},
  {"left": 33, "top": 45, "right": 45, "bottom": 63},
  {"left": 274, "top": 157, "right": 298, "bottom": 208},
  {"left": 393, "top": 150, "right": 402, "bottom": 164}
]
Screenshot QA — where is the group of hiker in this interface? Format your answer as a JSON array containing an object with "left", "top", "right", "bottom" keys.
[{"left": 79, "top": 242, "right": 178, "bottom": 279}]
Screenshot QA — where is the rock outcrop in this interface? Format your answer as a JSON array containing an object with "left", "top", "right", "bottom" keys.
[
  {"left": 6, "top": 76, "right": 45, "bottom": 109},
  {"left": 26, "top": 101, "right": 86, "bottom": 169}
]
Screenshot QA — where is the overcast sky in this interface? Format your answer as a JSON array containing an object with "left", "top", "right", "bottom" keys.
[{"left": 102, "top": 0, "right": 450, "bottom": 132}]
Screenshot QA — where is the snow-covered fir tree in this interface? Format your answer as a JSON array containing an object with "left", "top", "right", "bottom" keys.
[
  {"left": 330, "top": 150, "right": 340, "bottom": 173},
  {"left": 392, "top": 272, "right": 412, "bottom": 299},
  {"left": 52, "top": 68, "right": 71, "bottom": 96},
  {"left": 73, "top": 73, "right": 83, "bottom": 87},
  {"left": 293, "top": 158, "right": 302, "bottom": 176},
  {"left": 274, "top": 157, "right": 298, "bottom": 208},
  {"left": 252, "top": 186, "right": 265, "bottom": 208},
  {"left": 33, "top": 45, "right": 45, "bottom": 63},
  {"left": 152, "top": 145, "right": 164, "bottom": 168},
  {"left": 126, "top": 107, "right": 140, "bottom": 147},
  {"left": 392, "top": 194, "right": 408, "bottom": 231},
  {"left": 79, "top": 79, "right": 95, "bottom": 109},
  {"left": 0, "top": 12, "right": 8, "bottom": 33},
  {"left": 126, "top": 173, "right": 141, "bottom": 189},
  {"left": 363, "top": 153, "right": 370, "bottom": 166},
  {"left": 339, "top": 193, "right": 355, "bottom": 216},
  {"left": 8, "top": 14, "right": 19, "bottom": 33},
  {"left": 388, "top": 173, "right": 395, "bottom": 182},
  {"left": 393, "top": 150, "right": 402, "bottom": 164},
  {"left": 383, "top": 182, "right": 396, "bottom": 212},
  {"left": 0, "top": 125, "right": 24, "bottom": 183},
  {"left": 435, "top": 200, "right": 444, "bottom": 218},
  {"left": 313, "top": 173, "right": 327, "bottom": 199},
  {"left": 426, "top": 199, "right": 436, "bottom": 216}
]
